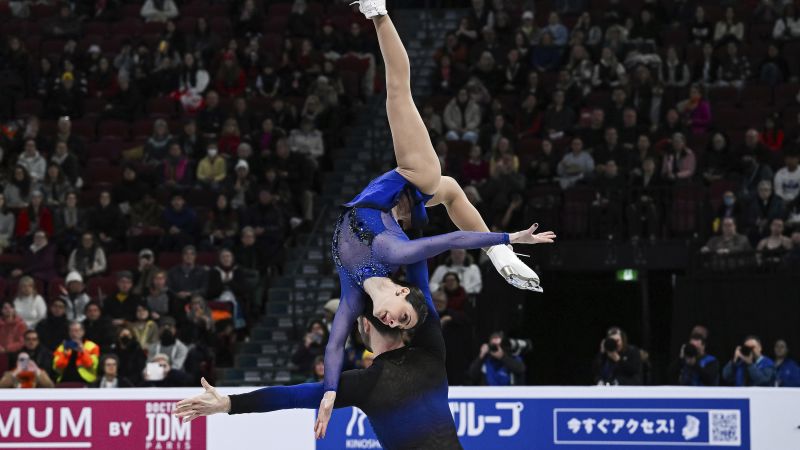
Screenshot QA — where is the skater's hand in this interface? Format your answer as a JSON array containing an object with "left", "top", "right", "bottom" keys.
[
  {"left": 509, "top": 223, "right": 557, "bottom": 245},
  {"left": 174, "top": 377, "right": 230, "bottom": 423},
  {"left": 315, "top": 391, "right": 336, "bottom": 439}
]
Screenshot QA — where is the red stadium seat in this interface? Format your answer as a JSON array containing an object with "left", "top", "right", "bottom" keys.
[
  {"left": 97, "top": 120, "right": 130, "bottom": 140},
  {"left": 85, "top": 276, "right": 116, "bottom": 300},
  {"left": 15, "top": 99, "right": 43, "bottom": 117},
  {"left": 108, "top": 252, "right": 139, "bottom": 273},
  {"left": 157, "top": 252, "right": 182, "bottom": 269},
  {"left": 774, "top": 83, "right": 800, "bottom": 109},
  {"left": 264, "top": 16, "right": 288, "bottom": 34},
  {"left": 88, "top": 139, "right": 124, "bottom": 162},
  {"left": 83, "top": 98, "right": 108, "bottom": 116},
  {"left": 669, "top": 185, "right": 704, "bottom": 236},
  {"left": 87, "top": 166, "right": 123, "bottom": 185},
  {"left": 85, "top": 21, "right": 109, "bottom": 37},
  {"left": 70, "top": 118, "right": 96, "bottom": 140},
  {"left": 120, "top": 3, "right": 141, "bottom": 18},
  {"left": 147, "top": 97, "right": 177, "bottom": 116},
  {"left": 48, "top": 277, "right": 65, "bottom": 303},
  {"left": 268, "top": 3, "right": 293, "bottom": 16},
  {"left": 196, "top": 252, "right": 217, "bottom": 268},
  {"left": 561, "top": 188, "right": 594, "bottom": 238},
  {"left": 109, "top": 18, "right": 142, "bottom": 37}
]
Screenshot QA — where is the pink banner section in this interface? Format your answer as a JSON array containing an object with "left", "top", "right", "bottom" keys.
[{"left": 0, "top": 400, "right": 206, "bottom": 450}]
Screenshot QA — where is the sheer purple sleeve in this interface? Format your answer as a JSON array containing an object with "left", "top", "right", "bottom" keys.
[
  {"left": 373, "top": 231, "right": 509, "bottom": 266},
  {"left": 322, "top": 271, "right": 366, "bottom": 392}
]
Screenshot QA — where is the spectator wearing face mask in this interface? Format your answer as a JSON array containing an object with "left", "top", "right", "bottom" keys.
[
  {"left": 108, "top": 326, "right": 147, "bottom": 385},
  {"left": 148, "top": 316, "right": 188, "bottom": 371},
  {"left": 0, "top": 351, "right": 54, "bottom": 388},
  {"left": 196, "top": 145, "right": 227, "bottom": 190}
]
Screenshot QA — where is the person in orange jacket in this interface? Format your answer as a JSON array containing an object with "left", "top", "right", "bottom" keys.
[{"left": 53, "top": 321, "right": 100, "bottom": 384}]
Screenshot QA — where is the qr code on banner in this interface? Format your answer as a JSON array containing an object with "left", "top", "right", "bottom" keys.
[{"left": 709, "top": 409, "right": 742, "bottom": 446}]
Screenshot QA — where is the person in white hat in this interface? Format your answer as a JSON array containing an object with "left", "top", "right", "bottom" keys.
[{"left": 60, "top": 271, "right": 91, "bottom": 322}]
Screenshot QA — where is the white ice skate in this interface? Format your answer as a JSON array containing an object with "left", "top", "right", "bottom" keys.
[
  {"left": 350, "top": 0, "right": 387, "bottom": 19},
  {"left": 486, "top": 244, "right": 543, "bottom": 292}
]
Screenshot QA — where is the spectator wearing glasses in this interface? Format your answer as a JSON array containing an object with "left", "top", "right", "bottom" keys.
[{"left": 91, "top": 354, "right": 134, "bottom": 388}]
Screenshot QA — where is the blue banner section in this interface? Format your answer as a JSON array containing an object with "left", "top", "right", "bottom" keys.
[{"left": 317, "top": 397, "right": 750, "bottom": 450}]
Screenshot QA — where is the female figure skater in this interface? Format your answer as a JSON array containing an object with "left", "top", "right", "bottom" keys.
[{"left": 316, "top": 0, "right": 556, "bottom": 438}]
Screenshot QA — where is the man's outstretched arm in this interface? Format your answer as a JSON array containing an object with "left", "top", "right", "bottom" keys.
[{"left": 175, "top": 372, "right": 373, "bottom": 422}]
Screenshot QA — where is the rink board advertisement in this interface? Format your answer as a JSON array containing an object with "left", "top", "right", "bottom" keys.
[
  {"left": 1, "top": 387, "right": 798, "bottom": 450},
  {"left": 319, "top": 398, "right": 750, "bottom": 450}
]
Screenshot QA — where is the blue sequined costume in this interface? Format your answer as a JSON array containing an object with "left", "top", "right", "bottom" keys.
[{"left": 325, "top": 169, "right": 510, "bottom": 393}]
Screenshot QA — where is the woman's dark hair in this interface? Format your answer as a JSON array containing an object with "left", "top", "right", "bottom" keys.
[
  {"left": 306, "top": 318, "right": 330, "bottom": 343},
  {"left": 13, "top": 165, "right": 31, "bottom": 197},
  {"left": 391, "top": 278, "right": 428, "bottom": 331},
  {"left": 443, "top": 272, "right": 461, "bottom": 285}
]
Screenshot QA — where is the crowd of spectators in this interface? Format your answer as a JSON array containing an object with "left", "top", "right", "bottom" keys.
[
  {"left": 423, "top": 0, "right": 800, "bottom": 272},
  {"left": 0, "top": 0, "right": 374, "bottom": 387}
]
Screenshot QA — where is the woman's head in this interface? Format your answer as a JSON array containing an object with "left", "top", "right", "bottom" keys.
[
  {"left": 370, "top": 278, "right": 428, "bottom": 330},
  {"left": 18, "top": 276, "right": 35, "bottom": 297},
  {"left": 443, "top": 272, "right": 461, "bottom": 291},
  {"left": 312, "top": 355, "right": 325, "bottom": 379},
  {"left": 770, "top": 218, "right": 785, "bottom": 237},
  {"left": 711, "top": 132, "right": 727, "bottom": 151},
  {"left": 100, "top": 354, "right": 119, "bottom": 378},
  {"left": 1, "top": 301, "right": 14, "bottom": 318},
  {"left": 81, "top": 232, "right": 95, "bottom": 248},
  {"left": 136, "top": 303, "right": 150, "bottom": 321}
]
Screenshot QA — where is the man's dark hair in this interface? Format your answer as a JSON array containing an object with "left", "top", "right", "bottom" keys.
[
  {"left": 23, "top": 329, "right": 37, "bottom": 338},
  {"left": 391, "top": 278, "right": 428, "bottom": 330}
]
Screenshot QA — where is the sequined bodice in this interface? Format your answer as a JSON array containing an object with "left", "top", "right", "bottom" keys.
[{"left": 332, "top": 207, "right": 402, "bottom": 287}]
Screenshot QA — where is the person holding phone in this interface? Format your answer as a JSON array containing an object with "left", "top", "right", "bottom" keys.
[
  {"left": 0, "top": 352, "right": 54, "bottom": 388},
  {"left": 53, "top": 321, "right": 100, "bottom": 385}
]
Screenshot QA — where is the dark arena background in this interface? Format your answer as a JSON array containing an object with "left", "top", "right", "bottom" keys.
[{"left": 0, "top": 0, "right": 799, "bottom": 449}]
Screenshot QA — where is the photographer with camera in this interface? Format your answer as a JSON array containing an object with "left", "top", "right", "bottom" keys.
[
  {"left": 592, "top": 326, "right": 643, "bottom": 385},
  {"left": 468, "top": 331, "right": 527, "bottom": 386},
  {"left": 722, "top": 335, "right": 775, "bottom": 386},
  {"left": 676, "top": 333, "right": 719, "bottom": 386}
]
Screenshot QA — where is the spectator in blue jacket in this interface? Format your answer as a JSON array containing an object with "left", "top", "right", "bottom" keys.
[
  {"left": 468, "top": 331, "right": 526, "bottom": 385},
  {"left": 161, "top": 193, "right": 198, "bottom": 251},
  {"left": 722, "top": 336, "right": 776, "bottom": 386},
  {"left": 677, "top": 333, "right": 719, "bottom": 386},
  {"left": 774, "top": 339, "right": 800, "bottom": 387}
]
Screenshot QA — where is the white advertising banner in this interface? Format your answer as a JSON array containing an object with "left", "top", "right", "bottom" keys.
[{"left": 0, "top": 386, "right": 798, "bottom": 450}]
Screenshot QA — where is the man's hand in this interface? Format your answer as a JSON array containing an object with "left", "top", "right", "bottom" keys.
[
  {"left": 440, "top": 316, "right": 452, "bottom": 327},
  {"left": 733, "top": 346, "right": 743, "bottom": 363},
  {"left": 314, "top": 391, "right": 336, "bottom": 439},
  {"left": 479, "top": 343, "right": 489, "bottom": 359},
  {"left": 174, "top": 378, "right": 231, "bottom": 423},
  {"left": 606, "top": 350, "right": 621, "bottom": 362},
  {"left": 684, "top": 356, "right": 697, "bottom": 366},
  {"left": 740, "top": 352, "right": 754, "bottom": 365}
]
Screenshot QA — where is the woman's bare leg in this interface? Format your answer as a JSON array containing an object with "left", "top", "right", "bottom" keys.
[
  {"left": 427, "top": 177, "right": 490, "bottom": 232},
  {"left": 373, "top": 15, "right": 441, "bottom": 195}
]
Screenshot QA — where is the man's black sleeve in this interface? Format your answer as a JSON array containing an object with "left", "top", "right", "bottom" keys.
[{"left": 229, "top": 367, "right": 379, "bottom": 414}]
